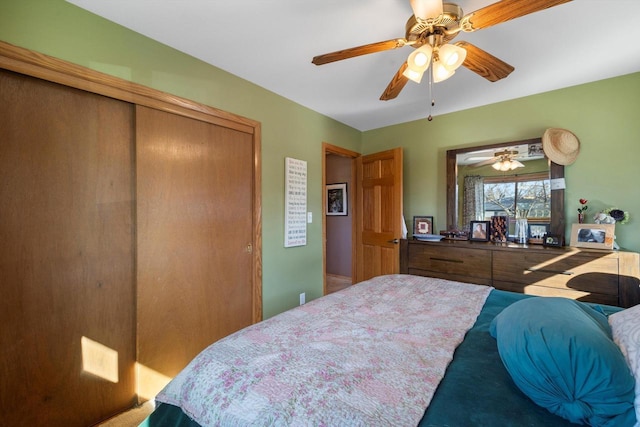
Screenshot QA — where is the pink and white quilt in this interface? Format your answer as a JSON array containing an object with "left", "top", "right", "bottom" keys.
[{"left": 155, "top": 274, "right": 492, "bottom": 426}]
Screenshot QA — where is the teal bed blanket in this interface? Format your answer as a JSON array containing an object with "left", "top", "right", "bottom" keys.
[
  {"left": 141, "top": 289, "right": 623, "bottom": 426},
  {"left": 420, "top": 289, "right": 577, "bottom": 426}
]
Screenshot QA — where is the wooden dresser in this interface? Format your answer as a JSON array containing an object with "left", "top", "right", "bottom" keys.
[{"left": 400, "top": 239, "right": 640, "bottom": 308}]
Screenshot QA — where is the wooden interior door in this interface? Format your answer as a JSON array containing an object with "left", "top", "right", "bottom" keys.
[
  {"left": 0, "top": 70, "right": 136, "bottom": 426},
  {"left": 355, "top": 148, "right": 404, "bottom": 283},
  {"left": 136, "top": 105, "right": 255, "bottom": 384}
]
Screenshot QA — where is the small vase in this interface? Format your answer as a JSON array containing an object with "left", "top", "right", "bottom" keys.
[
  {"left": 515, "top": 218, "right": 528, "bottom": 244},
  {"left": 578, "top": 213, "right": 585, "bottom": 223}
]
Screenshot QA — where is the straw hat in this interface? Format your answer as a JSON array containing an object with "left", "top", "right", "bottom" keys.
[{"left": 542, "top": 128, "right": 580, "bottom": 165}]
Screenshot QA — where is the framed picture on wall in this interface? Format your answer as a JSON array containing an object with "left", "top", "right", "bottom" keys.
[
  {"left": 413, "top": 216, "right": 434, "bottom": 237},
  {"left": 326, "top": 183, "right": 347, "bottom": 216}
]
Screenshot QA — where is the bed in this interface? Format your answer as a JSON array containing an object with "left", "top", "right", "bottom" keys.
[{"left": 141, "top": 275, "right": 639, "bottom": 426}]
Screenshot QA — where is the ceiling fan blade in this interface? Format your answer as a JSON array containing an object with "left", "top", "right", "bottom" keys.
[
  {"left": 472, "top": 158, "right": 497, "bottom": 168},
  {"left": 410, "top": 0, "right": 443, "bottom": 20},
  {"left": 312, "top": 39, "right": 407, "bottom": 65},
  {"left": 456, "top": 41, "right": 514, "bottom": 82},
  {"left": 380, "top": 62, "right": 410, "bottom": 101},
  {"left": 462, "top": 0, "right": 571, "bottom": 31}
]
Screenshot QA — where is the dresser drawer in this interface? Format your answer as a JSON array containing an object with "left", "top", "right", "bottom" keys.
[
  {"left": 493, "top": 251, "right": 619, "bottom": 296},
  {"left": 408, "top": 244, "right": 492, "bottom": 284},
  {"left": 402, "top": 239, "right": 639, "bottom": 307}
]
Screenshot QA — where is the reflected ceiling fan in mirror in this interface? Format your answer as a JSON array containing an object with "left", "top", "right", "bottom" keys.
[
  {"left": 461, "top": 142, "right": 544, "bottom": 170},
  {"left": 312, "top": 0, "right": 571, "bottom": 103},
  {"left": 471, "top": 149, "right": 525, "bottom": 171}
]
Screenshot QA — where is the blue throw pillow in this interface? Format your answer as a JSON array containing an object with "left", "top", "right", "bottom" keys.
[{"left": 490, "top": 297, "right": 636, "bottom": 426}]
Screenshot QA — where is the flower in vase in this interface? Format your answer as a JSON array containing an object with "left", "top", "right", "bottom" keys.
[{"left": 577, "top": 198, "right": 588, "bottom": 213}]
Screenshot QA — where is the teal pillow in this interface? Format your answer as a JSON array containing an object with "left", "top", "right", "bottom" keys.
[{"left": 490, "top": 297, "right": 636, "bottom": 426}]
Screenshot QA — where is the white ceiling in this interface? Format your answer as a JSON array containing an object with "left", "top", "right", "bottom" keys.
[{"left": 67, "top": 0, "right": 640, "bottom": 131}]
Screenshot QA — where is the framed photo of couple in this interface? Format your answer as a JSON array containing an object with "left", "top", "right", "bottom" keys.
[{"left": 569, "top": 223, "right": 615, "bottom": 250}]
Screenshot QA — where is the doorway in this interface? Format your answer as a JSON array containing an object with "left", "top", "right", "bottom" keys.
[{"left": 322, "top": 143, "right": 359, "bottom": 295}]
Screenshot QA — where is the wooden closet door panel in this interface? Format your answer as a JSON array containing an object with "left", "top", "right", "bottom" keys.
[
  {"left": 0, "top": 70, "right": 136, "bottom": 425},
  {"left": 355, "top": 148, "right": 403, "bottom": 283},
  {"left": 136, "top": 105, "right": 254, "bottom": 381}
]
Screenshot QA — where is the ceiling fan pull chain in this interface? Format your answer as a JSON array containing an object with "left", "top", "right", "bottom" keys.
[{"left": 428, "top": 63, "right": 434, "bottom": 121}]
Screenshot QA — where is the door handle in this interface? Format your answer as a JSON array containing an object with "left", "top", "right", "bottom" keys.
[{"left": 388, "top": 239, "right": 399, "bottom": 244}]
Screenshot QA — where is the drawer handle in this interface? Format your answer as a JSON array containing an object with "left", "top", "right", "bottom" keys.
[
  {"left": 526, "top": 268, "right": 574, "bottom": 275},
  {"left": 431, "top": 257, "right": 463, "bottom": 264}
]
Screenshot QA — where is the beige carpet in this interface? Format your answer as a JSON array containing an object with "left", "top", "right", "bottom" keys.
[
  {"left": 96, "top": 401, "right": 154, "bottom": 427},
  {"left": 327, "top": 274, "right": 352, "bottom": 294}
]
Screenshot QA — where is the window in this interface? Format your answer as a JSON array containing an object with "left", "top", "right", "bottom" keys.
[{"left": 482, "top": 172, "right": 550, "bottom": 221}]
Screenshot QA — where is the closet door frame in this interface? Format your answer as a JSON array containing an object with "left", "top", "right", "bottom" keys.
[{"left": 0, "top": 40, "right": 263, "bottom": 323}]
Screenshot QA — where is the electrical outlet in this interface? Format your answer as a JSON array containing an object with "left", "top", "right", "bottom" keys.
[
  {"left": 307, "top": 212, "right": 312, "bottom": 223},
  {"left": 299, "top": 292, "right": 306, "bottom": 305}
]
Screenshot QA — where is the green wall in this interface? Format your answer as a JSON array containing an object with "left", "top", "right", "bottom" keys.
[
  {"left": 364, "top": 73, "right": 640, "bottom": 253},
  {"left": 2, "top": 1, "right": 639, "bottom": 320}
]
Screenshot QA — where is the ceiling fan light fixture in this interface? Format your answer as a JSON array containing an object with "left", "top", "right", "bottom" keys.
[
  {"left": 413, "top": 51, "right": 430, "bottom": 68},
  {"left": 432, "top": 60, "right": 455, "bottom": 83},
  {"left": 403, "top": 67, "right": 425, "bottom": 83},
  {"left": 493, "top": 160, "right": 512, "bottom": 171},
  {"left": 410, "top": 0, "right": 443, "bottom": 20},
  {"left": 438, "top": 43, "right": 467, "bottom": 71},
  {"left": 409, "top": 44, "right": 433, "bottom": 69},
  {"left": 492, "top": 158, "right": 524, "bottom": 171},
  {"left": 403, "top": 44, "right": 433, "bottom": 83}
]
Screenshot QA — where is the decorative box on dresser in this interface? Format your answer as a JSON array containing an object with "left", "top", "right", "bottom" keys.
[{"left": 400, "top": 239, "right": 640, "bottom": 308}]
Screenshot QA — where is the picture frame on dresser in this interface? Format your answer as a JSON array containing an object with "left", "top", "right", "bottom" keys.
[
  {"left": 413, "top": 216, "right": 434, "bottom": 237},
  {"left": 470, "top": 221, "right": 490, "bottom": 242},
  {"left": 570, "top": 223, "right": 615, "bottom": 250},
  {"left": 528, "top": 223, "right": 549, "bottom": 244},
  {"left": 542, "top": 233, "right": 564, "bottom": 247}
]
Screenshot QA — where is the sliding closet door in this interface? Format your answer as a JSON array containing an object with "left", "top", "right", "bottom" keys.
[
  {"left": 136, "top": 106, "right": 255, "bottom": 384},
  {"left": 0, "top": 70, "right": 136, "bottom": 425}
]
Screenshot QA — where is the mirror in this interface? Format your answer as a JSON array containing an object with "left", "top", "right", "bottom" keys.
[{"left": 446, "top": 137, "right": 565, "bottom": 239}]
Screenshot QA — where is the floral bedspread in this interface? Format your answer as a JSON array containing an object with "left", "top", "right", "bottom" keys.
[{"left": 155, "top": 274, "right": 492, "bottom": 426}]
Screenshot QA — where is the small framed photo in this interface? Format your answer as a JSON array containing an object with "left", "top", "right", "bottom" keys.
[
  {"left": 528, "top": 223, "right": 549, "bottom": 244},
  {"left": 470, "top": 220, "right": 491, "bottom": 242},
  {"left": 570, "top": 223, "right": 615, "bottom": 250},
  {"left": 326, "top": 183, "right": 347, "bottom": 216},
  {"left": 542, "top": 233, "right": 564, "bottom": 247},
  {"left": 413, "top": 216, "right": 434, "bottom": 237}
]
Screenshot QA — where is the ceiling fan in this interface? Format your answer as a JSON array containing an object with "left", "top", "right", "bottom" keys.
[
  {"left": 471, "top": 149, "right": 525, "bottom": 171},
  {"left": 312, "top": 0, "right": 572, "bottom": 101}
]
